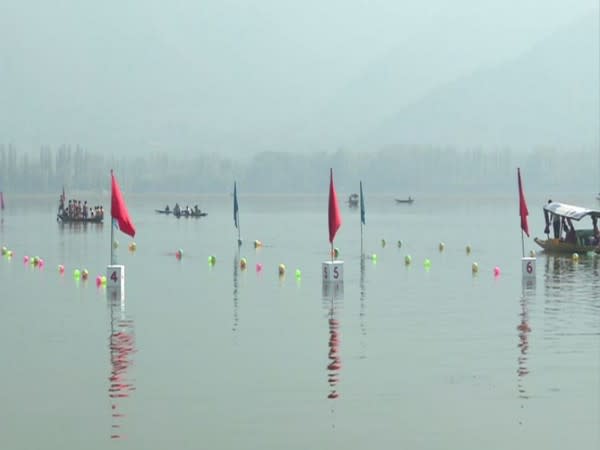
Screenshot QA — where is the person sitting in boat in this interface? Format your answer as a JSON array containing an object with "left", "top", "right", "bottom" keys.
[
  {"left": 165, "top": 205, "right": 170, "bottom": 213},
  {"left": 174, "top": 203, "right": 181, "bottom": 216},
  {"left": 194, "top": 205, "right": 200, "bottom": 215}
]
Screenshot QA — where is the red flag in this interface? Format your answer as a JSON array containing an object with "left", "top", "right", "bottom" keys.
[
  {"left": 518, "top": 168, "right": 529, "bottom": 237},
  {"left": 111, "top": 171, "right": 136, "bottom": 238},
  {"left": 328, "top": 169, "right": 342, "bottom": 243}
]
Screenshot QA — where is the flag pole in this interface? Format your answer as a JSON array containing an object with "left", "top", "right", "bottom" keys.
[
  {"left": 110, "top": 170, "right": 115, "bottom": 265},
  {"left": 521, "top": 229, "right": 525, "bottom": 258}
]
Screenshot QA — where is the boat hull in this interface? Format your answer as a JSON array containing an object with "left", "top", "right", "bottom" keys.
[
  {"left": 534, "top": 237, "right": 596, "bottom": 254},
  {"left": 57, "top": 214, "right": 103, "bottom": 224},
  {"left": 157, "top": 209, "right": 207, "bottom": 218}
]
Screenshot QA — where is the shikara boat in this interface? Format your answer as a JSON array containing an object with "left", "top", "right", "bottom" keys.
[
  {"left": 57, "top": 213, "right": 103, "bottom": 224},
  {"left": 534, "top": 201, "right": 600, "bottom": 254}
]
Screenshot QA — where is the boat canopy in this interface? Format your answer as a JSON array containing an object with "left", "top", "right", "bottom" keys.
[{"left": 543, "top": 202, "right": 600, "bottom": 221}]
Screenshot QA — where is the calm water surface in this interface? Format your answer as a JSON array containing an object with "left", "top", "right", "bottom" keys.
[{"left": 0, "top": 193, "right": 598, "bottom": 450}]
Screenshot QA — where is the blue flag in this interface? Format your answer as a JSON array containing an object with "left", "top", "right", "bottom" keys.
[
  {"left": 233, "top": 182, "right": 239, "bottom": 229},
  {"left": 360, "top": 181, "right": 365, "bottom": 225}
]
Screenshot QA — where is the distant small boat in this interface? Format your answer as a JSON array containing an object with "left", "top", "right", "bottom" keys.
[
  {"left": 156, "top": 208, "right": 207, "bottom": 218},
  {"left": 395, "top": 196, "right": 414, "bottom": 204},
  {"left": 347, "top": 193, "right": 359, "bottom": 207}
]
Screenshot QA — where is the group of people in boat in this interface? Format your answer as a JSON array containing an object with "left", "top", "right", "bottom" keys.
[
  {"left": 58, "top": 195, "right": 104, "bottom": 221},
  {"left": 544, "top": 199, "right": 600, "bottom": 246},
  {"left": 165, "top": 203, "right": 203, "bottom": 217}
]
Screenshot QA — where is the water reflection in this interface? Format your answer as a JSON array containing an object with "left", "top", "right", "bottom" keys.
[
  {"left": 323, "top": 282, "right": 343, "bottom": 403},
  {"left": 108, "top": 294, "right": 136, "bottom": 440},
  {"left": 359, "top": 257, "right": 367, "bottom": 359},
  {"left": 517, "top": 282, "right": 534, "bottom": 400},
  {"left": 232, "top": 253, "right": 239, "bottom": 333},
  {"left": 57, "top": 221, "right": 104, "bottom": 234}
]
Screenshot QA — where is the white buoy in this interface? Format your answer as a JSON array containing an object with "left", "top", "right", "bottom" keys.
[
  {"left": 106, "top": 264, "right": 125, "bottom": 300},
  {"left": 322, "top": 260, "right": 344, "bottom": 282},
  {"left": 521, "top": 257, "right": 536, "bottom": 279}
]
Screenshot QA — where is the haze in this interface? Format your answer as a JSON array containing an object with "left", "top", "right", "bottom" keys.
[{"left": 1, "top": 1, "right": 598, "bottom": 157}]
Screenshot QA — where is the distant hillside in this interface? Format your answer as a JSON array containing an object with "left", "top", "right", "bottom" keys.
[{"left": 359, "top": 13, "right": 599, "bottom": 150}]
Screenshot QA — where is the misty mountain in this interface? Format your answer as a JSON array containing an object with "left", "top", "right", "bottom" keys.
[
  {"left": 360, "top": 13, "right": 600, "bottom": 150},
  {"left": 295, "top": 12, "right": 598, "bottom": 152}
]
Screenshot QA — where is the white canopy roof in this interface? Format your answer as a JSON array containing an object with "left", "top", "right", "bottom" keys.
[{"left": 543, "top": 202, "right": 600, "bottom": 221}]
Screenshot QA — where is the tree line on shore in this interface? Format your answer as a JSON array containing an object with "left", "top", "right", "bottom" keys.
[{"left": 0, "top": 143, "right": 596, "bottom": 195}]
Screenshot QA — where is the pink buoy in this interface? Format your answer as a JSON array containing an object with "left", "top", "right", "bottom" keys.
[
  {"left": 23, "top": 255, "right": 29, "bottom": 264},
  {"left": 96, "top": 275, "right": 102, "bottom": 287},
  {"left": 256, "top": 263, "right": 263, "bottom": 272},
  {"left": 38, "top": 258, "right": 45, "bottom": 269},
  {"left": 493, "top": 266, "right": 501, "bottom": 277},
  {"left": 58, "top": 264, "right": 65, "bottom": 275}
]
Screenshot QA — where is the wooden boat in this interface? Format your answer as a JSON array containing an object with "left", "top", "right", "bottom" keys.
[
  {"left": 175, "top": 210, "right": 207, "bottom": 218},
  {"left": 57, "top": 212, "right": 103, "bottom": 224},
  {"left": 156, "top": 208, "right": 207, "bottom": 218},
  {"left": 395, "top": 196, "right": 414, "bottom": 204},
  {"left": 534, "top": 201, "right": 600, "bottom": 254},
  {"left": 347, "top": 193, "right": 359, "bottom": 207}
]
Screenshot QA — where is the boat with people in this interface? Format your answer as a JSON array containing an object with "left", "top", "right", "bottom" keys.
[
  {"left": 156, "top": 204, "right": 207, "bottom": 218},
  {"left": 534, "top": 201, "right": 600, "bottom": 254},
  {"left": 57, "top": 212, "right": 104, "bottom": 224},
  {"left": 347, "top": 193, "right": 359, "bottom": 207},
  {"left": 56, "top": 190, "right": 104, "bottom": 224},
  {"left": 395, "top": 196, "right": 414, "bottom": 204}
]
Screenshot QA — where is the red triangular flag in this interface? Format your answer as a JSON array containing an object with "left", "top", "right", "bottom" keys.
[
  {"left": 518, "top": 168, "right": 529, "bottom": 237},
  {"left": 328, "top": 169, "right": 342, "bottom": 243},
  {"left": 111, "top": 171, "right": 136, "bottom": 238}
]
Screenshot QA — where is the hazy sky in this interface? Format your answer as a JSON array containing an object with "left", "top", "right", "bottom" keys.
[{"left": 1, "top": 0, "right": 597, "bottom": 156}]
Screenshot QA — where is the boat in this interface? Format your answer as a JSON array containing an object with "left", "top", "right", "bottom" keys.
[
  {"left": 175, "top": 209, "right": 207, "bottom": 218},
  {"left": 533, "top": 201, "right": 600, "bottom": 254},
  {"left": 56, "top": 189, "right": 104, "bottom": 223},
  {"left": 395, "top": 196, "right": 414, "bottom": 204},
  {"left": 156, "top": 207, "right": 207, "bottom": 218},
  {"left": 347, "top": 193, "right": 359, "bottom": 207},
  {"left": 57, "top": 212, "right": 103, "bottom": 224}
]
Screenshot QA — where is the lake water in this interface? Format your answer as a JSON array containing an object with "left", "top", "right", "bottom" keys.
[{"left": 1, "top": 192, "right": 599, "bottom": 450}]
